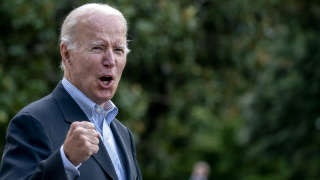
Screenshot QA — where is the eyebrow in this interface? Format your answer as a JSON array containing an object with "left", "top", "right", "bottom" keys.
[
  {"left": 90, "top": 41, "right": 126, "bottom": 48},
  {"left": 91, "top": 41, "right": 105, "bottom": 46}
]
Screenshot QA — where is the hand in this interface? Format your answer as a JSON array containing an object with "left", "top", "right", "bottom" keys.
[{"left": 63, "top": 121, "right": 100, "bottom": 166}]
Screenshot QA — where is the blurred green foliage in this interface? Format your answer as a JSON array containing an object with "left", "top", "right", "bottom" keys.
[{"left": 1, "top": 0, "right": 320, "bottom": 179}]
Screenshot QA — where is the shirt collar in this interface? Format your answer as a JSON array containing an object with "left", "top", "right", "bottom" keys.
[{"left": 61, "top": 78, "right": 118, "bottom": 125}]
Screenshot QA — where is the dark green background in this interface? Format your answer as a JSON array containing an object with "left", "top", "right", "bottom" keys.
[{"left": 1, "top": 0, "right": 320, "bottom": 179}]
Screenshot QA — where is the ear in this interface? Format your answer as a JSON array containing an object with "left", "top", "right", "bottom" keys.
[{"left": 60, "top": 43, "right": 71, "bottom": 67}]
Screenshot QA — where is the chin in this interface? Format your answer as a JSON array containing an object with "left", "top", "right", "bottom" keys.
[
  {"left": 94, "top": 87, "right": 116, "bottom": 102},
  {"left": 98, "top": 93, "right": 115, "bottom": 101}
]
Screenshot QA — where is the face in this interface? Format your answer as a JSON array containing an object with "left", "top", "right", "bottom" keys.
[{"left": 61, "top": 12, "right": 127, "bottom": 105}]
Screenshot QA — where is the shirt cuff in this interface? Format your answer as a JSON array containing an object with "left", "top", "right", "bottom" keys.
[{"left": 60, "top": 145, "right": 81, "bottom": 178}]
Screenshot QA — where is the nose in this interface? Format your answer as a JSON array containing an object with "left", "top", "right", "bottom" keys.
[{"left": 102, "top": 48, "right": 115, "bottom": 67}]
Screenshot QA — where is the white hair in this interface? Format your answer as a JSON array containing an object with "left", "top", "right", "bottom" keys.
[{"left": 60, "top": 3, "right": 129, "bottom": 70}]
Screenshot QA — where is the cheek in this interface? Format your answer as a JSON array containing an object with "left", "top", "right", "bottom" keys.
[
  {"left": 117, "top": 58, "right": 126, "bottom": 73},
  {"left": 80, "top": 56, "right": 99, "bottom": 74}
]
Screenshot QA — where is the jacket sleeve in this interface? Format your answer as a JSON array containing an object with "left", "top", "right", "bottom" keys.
[
  {"left": 0, "top": 113, "right": 67, "bottom": 180},
  {"left": 127, "top": 128, "right": 143, "bottom": 180}
]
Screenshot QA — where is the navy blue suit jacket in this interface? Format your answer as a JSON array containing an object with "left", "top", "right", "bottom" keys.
[{"left": 0, "top": 82, "right": 142, "bottom": 180}]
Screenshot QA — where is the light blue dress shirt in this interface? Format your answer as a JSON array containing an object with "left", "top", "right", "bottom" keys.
[{"left": 60, "top": 78, "right": 126, "bottom": 180}]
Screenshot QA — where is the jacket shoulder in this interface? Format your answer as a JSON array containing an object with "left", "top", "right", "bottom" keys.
[{"left": 18, "top": 94, "right": 56, "bottom": 118}]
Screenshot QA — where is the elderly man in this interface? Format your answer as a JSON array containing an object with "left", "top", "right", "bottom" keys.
[{"left": 0, "top": 3, "right": 142, "bottom": 180}]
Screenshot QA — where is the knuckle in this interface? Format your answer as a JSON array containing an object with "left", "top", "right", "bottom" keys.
[
  {"left": 86, "top": 122, "right": 95, "bottom": 128},
  {"left": 81, "top": 121, "right": 90, "bottom": 125},
  {"left": 95, "top": 131, "right": 100, "bottom": 137},
  {"left": 80, "top": 121, "right": 95, "bottom": 129},
  {"left": 74, "top": 127, "right": 85, "bottom": 135},
  {"left": 88, "top": 129, "right": 95, "bottom": 134},
  {"left": 71, "top": 121, "right": 79, "bottom": 127}
]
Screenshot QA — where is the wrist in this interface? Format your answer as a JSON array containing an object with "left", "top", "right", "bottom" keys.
[{"left": 64, "top": 147, "right": 81, "bottom": 166}]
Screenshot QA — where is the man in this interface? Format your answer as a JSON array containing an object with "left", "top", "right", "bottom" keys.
[
  {"left": 189, "top": 161, "right": 210, "bottom": 180},
  {"left": 0, "top": 3, "right": 142, "bottom": 180}
]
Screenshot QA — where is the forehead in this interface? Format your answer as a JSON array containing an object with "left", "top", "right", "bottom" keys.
[{"left": 76, "top": 13, "right": 127, "bottom": 44}]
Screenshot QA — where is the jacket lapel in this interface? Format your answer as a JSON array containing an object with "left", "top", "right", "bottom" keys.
[
  {"left": 111, "top": 121, "right": 137, "bottom": 180},
  {"left": 52, "top": 82, "right": 118, "bottom": 180},
  {"left": 52, "top": 82, "right": 88, "bottom": 124},
  {"left": 92, "top": 140, "right": 119, "bottom": 180}
]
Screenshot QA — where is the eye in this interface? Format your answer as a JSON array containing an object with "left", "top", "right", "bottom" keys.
[
  {"left": 90, "top": 45, "right": 104, "bottom": 53},
  {"left": 114, "top": 47, "right": 125, "bottom": 55}
]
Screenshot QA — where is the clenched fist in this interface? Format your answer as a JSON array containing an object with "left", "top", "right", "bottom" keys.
[{"left": 63, "top": 121, "right": 100, "bottom": 166}]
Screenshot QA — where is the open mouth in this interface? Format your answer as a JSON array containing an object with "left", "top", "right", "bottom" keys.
[{"left": 99, "top": 76, "right": 113, "bottom": 85}]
